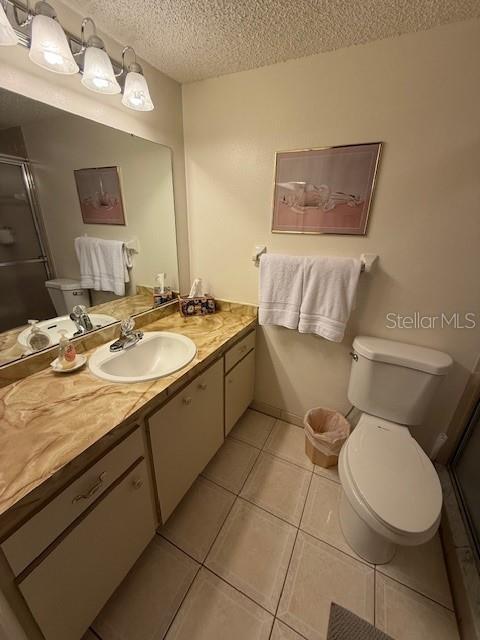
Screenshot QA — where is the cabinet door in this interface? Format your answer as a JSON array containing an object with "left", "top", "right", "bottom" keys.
[
  {"left": 148, "top": 359, "right": 224, "bottom": 521},
  {"left": 225, "top": 350, "right": 255, "bottom": 435},
  {"left": 18, "top": 460, "right": 155, "bottom": 640}
]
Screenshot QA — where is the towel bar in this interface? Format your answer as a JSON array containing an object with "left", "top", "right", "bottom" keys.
[{"left": 252, "top": 247, "right": 378, "bottom": 273}]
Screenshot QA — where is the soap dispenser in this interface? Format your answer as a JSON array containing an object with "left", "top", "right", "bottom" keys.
[
  {"left": 153, "top": 272, "right": 173, "bottom": 306},
  {"left": 26, "top": 320, "right": 50, "bottom": 352},
  {"left": 57, "top": 330, "right": 77, "bottom": 369}
]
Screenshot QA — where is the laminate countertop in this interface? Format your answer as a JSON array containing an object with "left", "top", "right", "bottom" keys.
[{"left": 0, "top": 303, "right": 257, "bottom": 520}]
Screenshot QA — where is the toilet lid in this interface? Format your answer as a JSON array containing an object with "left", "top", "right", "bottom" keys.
[{"left": 345, "top": 416, "right": 442, "bottom": 535}]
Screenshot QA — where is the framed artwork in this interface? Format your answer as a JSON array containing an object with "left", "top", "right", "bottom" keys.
[
  {"left": 74, "top": 166, "right": 126, "bottom": 225},
  {"left": 271, "top": 142, "right": 382, "bottom": 235}
]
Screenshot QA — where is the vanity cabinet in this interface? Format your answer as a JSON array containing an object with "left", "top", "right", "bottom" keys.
[
  {"left": 2, "top": 428, "right": 156, "bottom": 640},
  {"left": 18, "top": 460, "right": 154, "bottom": 640},
  {"left": 225, "top": 332, "right": 256, "bottom": 435},
  {"left": 148, "top": 358, "right": 224, "bottom": 521}
]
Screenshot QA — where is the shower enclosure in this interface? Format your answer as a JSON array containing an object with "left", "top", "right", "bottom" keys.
[
  {"left": 0, "top": 155, "right": 54, "bottom": 333},
  {"left": 450, "top": 398, "right": 480, "bottom": 567}
]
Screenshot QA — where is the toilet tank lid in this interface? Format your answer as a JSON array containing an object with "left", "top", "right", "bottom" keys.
[
  {"left": 45, "top": 278, "right": 83, "bottom": 291},
  {"left": 352, "top": 336, "right": 453, "bottom": 375}
]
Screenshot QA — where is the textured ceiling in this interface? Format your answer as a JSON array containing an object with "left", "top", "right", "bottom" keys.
[
  {"left": 0, "top": 89, "right": 58, "bottom": 129},
  {"left": 63, "top": 0, "right": 480, "bottom": 83}
]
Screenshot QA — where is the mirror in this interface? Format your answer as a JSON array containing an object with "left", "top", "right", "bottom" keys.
[{"left": 0, "top": 87, "right": 179, "bottom": 367}]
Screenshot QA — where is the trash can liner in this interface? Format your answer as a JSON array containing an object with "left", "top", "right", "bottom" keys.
[{"left": 304, "top": 407, "right": 350, "bottom": 456}]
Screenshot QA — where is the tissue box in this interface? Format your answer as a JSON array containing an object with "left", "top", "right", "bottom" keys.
[{"left": 179, "top": 295, "right": 216, "bottom": 317}]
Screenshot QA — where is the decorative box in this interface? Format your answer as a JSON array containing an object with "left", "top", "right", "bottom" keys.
[{"left": 179, "top": 295, "right": 216, "bottom": 317}]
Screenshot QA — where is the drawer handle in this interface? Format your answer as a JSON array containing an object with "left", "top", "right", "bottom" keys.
[
  {"left": 72, "top": 472, "right": 107, "bottom": 504},
  {"left": 198, "top": 383, "right": 207, "bottom": 391},
  {"left": 132, "top": 478, "right": 144, "bottom": 490},
  {"left": 227, "top": 378, "right": 233, "bottom": 384},
  {"left": 183, "top": 397, "right": 193, "bottom": 405},
  {"left": 239, "top": 345, "right": 248, "bottom": 353}
]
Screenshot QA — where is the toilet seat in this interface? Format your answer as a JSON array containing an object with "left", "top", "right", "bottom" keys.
[{"left": 339, "top": 414, "right": 442, "bottom": 545}]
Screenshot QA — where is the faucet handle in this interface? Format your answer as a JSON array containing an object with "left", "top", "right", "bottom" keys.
[
  {"left": 72, "top": 305, "right": 86, "bottom": 316},
  {"left": 120, "top": 317, "right": 135, "bottom": 335}
]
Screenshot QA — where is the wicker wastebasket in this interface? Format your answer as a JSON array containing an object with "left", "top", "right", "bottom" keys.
[{"left": 304, "top": 407, "right": 351, "bottom": 468}]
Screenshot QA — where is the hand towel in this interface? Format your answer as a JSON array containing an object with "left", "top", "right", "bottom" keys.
[
  {"left": 298, "top": 256, "right": 361, "bottom": 342},
  {"left": 258, "top": 254, "right": 304, "bottom": 329},
  {"left": 75, "top": 236, "right": 130, "bottom": 297}
]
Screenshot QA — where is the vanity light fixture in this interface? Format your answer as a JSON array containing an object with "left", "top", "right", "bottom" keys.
[
  {"left": 0, "top": 0, "right": 19, "bottom": 45},
  {"left": 1, "top": 0, "right": 155, "bottom": 112},
  {"left": 80, "top": 17, "right": 120, "bottom": 94},
  {"left": 27, "top": 1, "right": 79, "bottom": 74},
  {"left": 120, "top": 46, "right": 154, "bottom": 112}
]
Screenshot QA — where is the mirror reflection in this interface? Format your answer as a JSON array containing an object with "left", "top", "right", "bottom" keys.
[{"left": 0, "top": 88, "right": 179, "bottom": 366}]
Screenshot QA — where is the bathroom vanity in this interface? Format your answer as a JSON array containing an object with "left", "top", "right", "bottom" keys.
[{"left": 0, "top": 301, "right": 257, "bottom": 640}]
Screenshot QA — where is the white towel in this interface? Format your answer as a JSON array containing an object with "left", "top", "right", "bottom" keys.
[
  {"left": 258, "top": 254, "right": 304, "bottom": 329},
  {"left": 74, "top": 236, "right": 130, "bottom": 297},
  {"left": 298, "top": 256, "right": 361, "bottom": 342}
]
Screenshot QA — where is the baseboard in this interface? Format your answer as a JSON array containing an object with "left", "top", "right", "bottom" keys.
[{"left": 250, "top": 401, "right": 304, "bottom": 428}]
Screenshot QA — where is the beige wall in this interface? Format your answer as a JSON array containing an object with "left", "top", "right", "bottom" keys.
[
  {"left": 182, "top": 19, "right": 480, "bottom": 451},
  {"left": 0, "top": 0, "right": 190, "bottom": 293},
  {"left": 22, "top": 113, "right": 178, "bottom": 296}
]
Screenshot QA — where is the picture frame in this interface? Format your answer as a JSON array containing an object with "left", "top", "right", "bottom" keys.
[
  {"left": 271, "top": 142, "right": 382, "bottom": 235},
  {"left": 74, "top": 166, "right": 126, "bottom": 226}
]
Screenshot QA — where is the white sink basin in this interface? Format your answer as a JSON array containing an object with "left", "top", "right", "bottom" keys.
[
  {"left": 88, "top": 331, "right": 197, "bottom": 383},
  {"left": 17, "top": 314, "right": 116, "bottom": 348}
]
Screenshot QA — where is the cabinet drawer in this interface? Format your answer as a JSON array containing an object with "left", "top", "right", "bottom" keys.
[
  {"left": 225, "top": 350, "right": 256, "bottom": 435},
  {"left": 225, "top": 330, "right": 256, "bottom": 373},
  {"left": 2, "top": 428, "right": 144, "bottom": 577},
  {"left": 18, "top": 459, "right": 155, "bottom": 640},
  {"left": 148, "top": 358, "right": 224, "bottom": 521}
]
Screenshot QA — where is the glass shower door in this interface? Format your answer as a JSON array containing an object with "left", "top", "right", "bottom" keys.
[
  {"left": 451, "top": 400, "right": 480, "bottom": 565},
  {"left": 0, "top": 157, "right": 55, "bottom": 333}
]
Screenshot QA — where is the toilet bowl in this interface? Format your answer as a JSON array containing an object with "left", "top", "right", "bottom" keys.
[
  {"left": 338, "top": 336, "right": 453, "bottom": 565},
  {"left": 338, "top": 414, "right": 442, "bottom": 564}
]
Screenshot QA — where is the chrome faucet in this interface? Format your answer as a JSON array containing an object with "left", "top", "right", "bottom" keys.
[
  {"left": 110, "top": 318, "right": 144, "bottom": 352},
  {"left": 70, "top": 305, "right": 93, "bottom": 336}
]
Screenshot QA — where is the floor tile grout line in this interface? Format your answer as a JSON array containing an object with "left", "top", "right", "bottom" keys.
[
  {"left": 236, "top": 493, "right": 302, "bottom": 529},
  {"left": 227, "top": 433, "right": 263, "bottom": 450},
  {"left": 160, "top": 563, "right": 202, "bottom": 640},
  {"left": 203, "top": 563, "right": 279, "bottom": 618},
  {"left": 312, "top": 470, "right": 341, "bottom": 485},
  {"left": 269, "top": 469, "right": 315, "bottom": 637},
  {"left": 297, "top": 525, "right": 374, "bottom": 569},
  {"left": 199, "top": 473, "right": 240, "bottom": 496},
  {"left": 202, "top": 493, "right": 240, "bottom": 562},
  {"left": 375, "top": 570, "right": 456, "bottom": 612},
  {"left": 273, "top": 617, "right": 311, "bottom": 640}
]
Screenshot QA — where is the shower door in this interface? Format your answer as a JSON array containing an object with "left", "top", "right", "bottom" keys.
[
  {"left": 451, "top": 399, "right": 480, "bottom": 565},
  {"left": 0, "top": 156, "right": 55, "bottom": 333}
]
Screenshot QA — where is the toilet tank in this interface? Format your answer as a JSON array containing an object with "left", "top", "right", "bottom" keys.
[
  {"left": 45, "top": 279, "right": 90, "bottom": 316},
  {"left": 348, "top": 336, "right": 453, "bottom": 425}
]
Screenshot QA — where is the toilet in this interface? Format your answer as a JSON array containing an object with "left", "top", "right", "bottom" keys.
[
  {"left": 338, "top": 335, "right": 453, "bottom": 564},
  {"left": 45, "top": 279, "right": 90, "bottom": 316}
]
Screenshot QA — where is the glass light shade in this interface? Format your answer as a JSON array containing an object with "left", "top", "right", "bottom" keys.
[
  {"left": 81, "top": 46, "right": 121, "bottom": 94},
  {"left": 0, "top": 4, "right": 19, "bottom": 46},
  {"left": 122, "top": 71, "right": 154, "bottom": 111},
  {"left": 28, "top": 14, "right": 79, "bottom": 74}
]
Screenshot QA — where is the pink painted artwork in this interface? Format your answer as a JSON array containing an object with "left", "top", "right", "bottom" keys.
[
  {"left": 74, "top": 166, "right": 126, "bottom": 225},
  {"left": 272, "top": 143, "right": 382, "bottom": 235}
]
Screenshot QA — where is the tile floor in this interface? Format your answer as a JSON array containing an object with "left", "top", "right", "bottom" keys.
[{"left": 86, "top": 410, "right": 460, "bottom": 640}]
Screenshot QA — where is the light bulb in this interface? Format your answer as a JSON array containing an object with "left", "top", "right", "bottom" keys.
[
  {"left": 0, "top": 3, "right": 19, "bottom": 46},
  {"left": 29, "top": 14, "right": 79, "bottom": 75}
]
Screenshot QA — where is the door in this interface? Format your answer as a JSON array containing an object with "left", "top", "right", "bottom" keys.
[
  {"left": 225, "top": 350, "right": 255, "bottom": 435},
  {"left": 0, "top": 157, "right": 54, "bottom": 332},
  {"left": 148, "top": 359, "right": 224, "bottom": 521}
]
